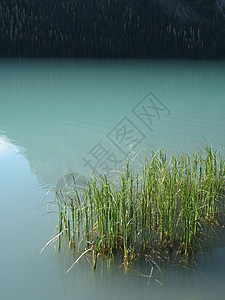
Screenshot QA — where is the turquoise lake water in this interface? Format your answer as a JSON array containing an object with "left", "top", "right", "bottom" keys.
[{"left": 0, "top": 59, "right": 225, "bottom": 300}]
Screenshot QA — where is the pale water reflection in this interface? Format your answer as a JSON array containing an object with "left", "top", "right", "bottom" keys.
[
  {"left": 0, "top": 135, "right": 19, "bottom": 157},
  {"left": 0, "top": 59, "right": 225, "bottom": 300}
]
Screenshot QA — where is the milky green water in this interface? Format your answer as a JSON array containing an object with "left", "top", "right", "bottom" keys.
[{"left": 0, "top": 59, "right": 225, "bottom": 300}]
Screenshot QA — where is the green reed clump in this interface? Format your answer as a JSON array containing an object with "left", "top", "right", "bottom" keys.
[{"left": 55, "top": 146, "right": 225, "bottom": 266}]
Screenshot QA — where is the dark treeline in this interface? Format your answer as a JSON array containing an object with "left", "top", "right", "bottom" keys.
[{"left": 0, "top": 0, "right": 225, "bottom": 58}]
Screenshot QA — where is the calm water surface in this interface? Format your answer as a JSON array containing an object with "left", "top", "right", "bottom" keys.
[{"left": 0, "top": 59, "right": 225, "bottom": 300}]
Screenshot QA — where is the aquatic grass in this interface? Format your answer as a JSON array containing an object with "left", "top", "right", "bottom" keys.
[{"left": 55, "top": 145, "right": 225, "bottom": 267}]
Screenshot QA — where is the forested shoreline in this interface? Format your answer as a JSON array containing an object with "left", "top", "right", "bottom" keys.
[{"left": 0, "top": 0, "right": 225, "bottom": 58}]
